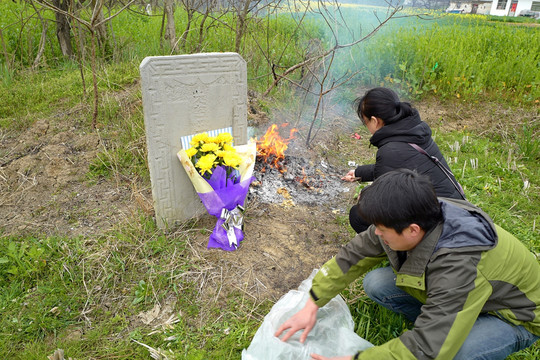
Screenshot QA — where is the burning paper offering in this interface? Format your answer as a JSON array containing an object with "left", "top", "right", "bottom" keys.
[
  {"left": 178, "top": 132, "right": 256, "bottom": 251},
  {"left": 257, "top": 123, "right": 298, "bottom": 171},
  {"left": 252, "top": 123, "right": 351, "bottom": 206}
]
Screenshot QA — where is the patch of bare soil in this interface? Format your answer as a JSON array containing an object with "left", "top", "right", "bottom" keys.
[
  {"left": 0, "top": 117, "right": 147, "bottom": 238},
  {"left": 0, "top": 91, "right": 534, "bottom": 310},
  {"left": 414, "top": 96, "right": 537, "bottom": 135}
]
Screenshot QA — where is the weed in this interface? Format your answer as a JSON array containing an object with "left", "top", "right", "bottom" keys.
[
  {"left": 87, "top": 145, "right": 146, "bottom": 182},
  {"left": 517, "top": 125, "right": 539, "bottom": 160},
  {"left": 0, "top": 63, "right": 14, "bottom": 87},
  {"left": 435, "top": 130, "right": 539, "bottom": 251},
  {"left": 0, "top": 237, "right": 48, "bottom": 286},
  {"left": 132, "top": 280, "right": 150, "bottom": 305}
]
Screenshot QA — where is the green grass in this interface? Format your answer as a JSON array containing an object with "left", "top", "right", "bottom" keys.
[
  {"left": 317, "top": 91, "right": 538, "bottom": 359},
  {"left": 0, "top": 1, "right": 318, "bottom": 96},
  {"left": 487, "top": 14, "right": 540, "bottom": 24},
  {"left": 0, "top": 67, "right": 81, "bottom": 125},
  {"left": 2, "top": 3, "right": 538, "bottom": 105},
  {"left": 3, "top": 93, "right": 537, "bottom": 359},
  {"left": 0, "top": 216, "right": 272, "bottom": 359},
  {"left": 0, "top": 60, "right": 141, "bottom": 127},
  {"left": 337, "top": 117, "right": 539, "bottom": 360},
  {"left": 432, "top": 126, "right": 539, "bottom": 252}
]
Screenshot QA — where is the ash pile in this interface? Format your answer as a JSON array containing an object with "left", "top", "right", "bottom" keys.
[{"left": 249, "top": 155, "right": 352, "bottom": 206}]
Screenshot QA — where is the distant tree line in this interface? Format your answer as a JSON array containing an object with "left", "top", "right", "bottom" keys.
[
  {"left": 406, "top": 0, "right": 451, "bottom": 9},
  {"left": 340, "top": 0, "right": 451, "bottom": 9}
]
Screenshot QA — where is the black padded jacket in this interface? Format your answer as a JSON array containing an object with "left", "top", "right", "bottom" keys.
[{"left": 354, "top": 110, "right": 463, "bottom": 199}]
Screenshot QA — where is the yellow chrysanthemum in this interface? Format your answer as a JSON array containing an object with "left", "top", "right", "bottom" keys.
[
  {"left": 190, "top": 132, "right": 209, "bottom": 146},
  {"left": 201, "top": 143, "right": 219, "bottom": 153},
  {"left": 185, "top": 147, "right": 198, "bottom": 158},
  {"left": 215, "top": 132, "right": 234, "bottom": 145},
  {"left": 223, "top": 143, "right": 234, "bottom": 152},
  {"left": 223, "top": 152, "right": 243, "bottom": 169},
  {"left": 215, "top": 150, "right": 227, "bottom": 158},
  {"left": 195, "top": 154, "right": 217, "bottom": 175}
]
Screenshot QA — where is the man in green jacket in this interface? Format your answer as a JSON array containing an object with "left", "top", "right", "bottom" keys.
[{"left": 275, "top": 169, "right": 540, "bottom": 359}]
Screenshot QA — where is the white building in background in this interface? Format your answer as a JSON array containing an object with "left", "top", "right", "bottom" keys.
[
  {"left": 445, "top": 0, "right": 540, "bottom": 16},
  {"left": 446, "top": 1, "right": 493, "bottom": 14},
  {"left": 490, "top": 0, "right": 539, "bottom": 17}
]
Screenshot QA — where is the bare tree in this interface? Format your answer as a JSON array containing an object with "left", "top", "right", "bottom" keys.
[
  {"left": 0, "top": 4, "right": 42, "bottom": 70},
  {"left": 231, "top": 0, "right": 265, "bottom": 53},
  {"left": 191, "top": 0, "right": 407, "bottom": 145},
  {"left": 15, "top": 0, "right": 413, "bottom": 141},
  {"left": 177, "top": 0, "right": 198, "bottom": 51},
  {"left": 256, "top": 0, "right": 404, "bottom": 146},
  {"left": 90, "top": 0, "right": 110, "bottom": 55},
  {"left": 175, "top": 0, "right": 215, "bottom": 52},
  {"left": 0, "top": 27, "right": 10, "bottom": 68},
  {"left": 163, "top": 0, "right": 177, "bottom": 52},
  {"left": 28, "top": 1, "right": 49, "bottom": 68},
  {"left": 173, "top": 0, "right": 224, "bottom": 53},
  {"left": 53, "top": 0, "right": 74, "bottom": 58},
  {"left": 194, "top": 0, "right": 216, "bottom": 52},
  {"left": 32, "top": 0, "right": 136, "bottom": 127}
]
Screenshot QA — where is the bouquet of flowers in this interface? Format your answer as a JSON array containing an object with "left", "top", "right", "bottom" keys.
[{"left": 177, "top": 132, "right": 256, "bottom": 251}]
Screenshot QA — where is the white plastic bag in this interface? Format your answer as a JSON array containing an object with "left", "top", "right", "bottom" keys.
[{"left": 242, "top": 269, "right": 373, "bottom": 359}]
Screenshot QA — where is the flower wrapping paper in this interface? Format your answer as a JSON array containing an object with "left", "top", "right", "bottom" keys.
[{"left": 177, "top": 141, "right": 257, "bottom": 251}]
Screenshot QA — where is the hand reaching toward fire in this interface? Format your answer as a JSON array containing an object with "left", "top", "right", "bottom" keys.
[
  {"left": 274, "top": 298, "right": 319, "bottom": 343},
  {"left": 342, "top": 169, "right": 359, "bottom": 182}
]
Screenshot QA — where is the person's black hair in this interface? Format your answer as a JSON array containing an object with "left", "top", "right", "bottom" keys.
[
  {"left": 353, "top": 87, "right": 415, "bottom": 125},
  {"left": 357, "top": 169, "right": 442, "bottom": 233}
]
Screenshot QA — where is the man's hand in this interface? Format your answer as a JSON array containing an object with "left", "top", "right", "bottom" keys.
[
  {"left": 310, "top": 354, "right": 353, "bottom": 360},
  {"left": 341, "top": 169, "right": 358, "bottom": 182},
  {"left": 274, "top": 298, "right": 319, "bottom": 343}
]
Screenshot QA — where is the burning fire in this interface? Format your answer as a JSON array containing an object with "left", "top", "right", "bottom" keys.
[
  {"left": 256, "top": 124, "right": 298, "bottom": 171},
  {"left": 252, "top": 125, "right": 348, "bottom": 205}
]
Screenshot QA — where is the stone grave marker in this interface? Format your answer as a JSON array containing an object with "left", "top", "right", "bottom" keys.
[{"left": 140, "top": 53, "right": 248, "bottom": 228}]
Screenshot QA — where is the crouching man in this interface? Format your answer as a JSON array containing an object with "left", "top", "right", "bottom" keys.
[{"left": 275, "top": 169, "right": 540, "bottom": 359}]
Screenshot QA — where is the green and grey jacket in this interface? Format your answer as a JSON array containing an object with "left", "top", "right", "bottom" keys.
[{"left": 310, "top": 198, "right": 540, "bottom": 359}]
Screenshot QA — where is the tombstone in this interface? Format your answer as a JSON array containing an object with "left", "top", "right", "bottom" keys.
[{"left": 140, "top": 53, "right": 248, "bottom": 228}]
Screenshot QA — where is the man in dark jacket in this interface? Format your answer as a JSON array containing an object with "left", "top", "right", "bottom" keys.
[{"left": 276, "top": 169, "right": 540, "bottom": 360}]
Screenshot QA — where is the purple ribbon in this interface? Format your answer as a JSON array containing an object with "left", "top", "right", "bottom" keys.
[{"left": 197, "top": 165, "right": 254, "bottom": 251}]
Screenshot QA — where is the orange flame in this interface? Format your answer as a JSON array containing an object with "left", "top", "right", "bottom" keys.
[{"left": 257, "top": 124, "right": 298, "bottom": 170}]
